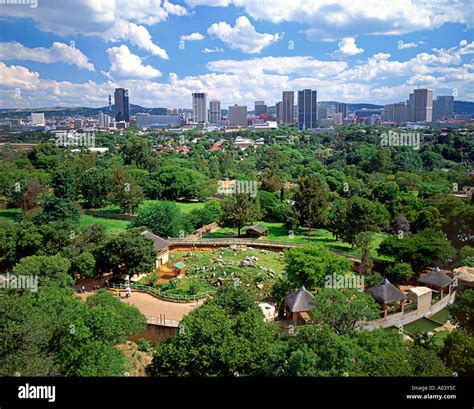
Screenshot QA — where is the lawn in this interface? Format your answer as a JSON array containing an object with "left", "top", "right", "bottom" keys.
[
  {"left": 0, "top": 208, "right": 21, "bottom": 225},
  {"left": 0, "top": 208, "right": 130, "bottom": 235},
  {"left": 92, "top": 200, "right": 206, "bottom": 214},
  {"left": 79, "top": 214, "right": 130, "bottom": 235},
  {"left": 205, "top": 221, "right": 388, "bottom": 258},
  {"left": 142, "top": 248, "right": 287, "bottom": 299}
]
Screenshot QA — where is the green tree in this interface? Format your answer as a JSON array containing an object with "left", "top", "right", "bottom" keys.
[
  {"left": 379, "top": 228, "right": 455, "bottom": 271},
  {"left": 221, "top": 193, "right": 260, "bottom": 237},
  {"left": 285, "top": 246, "right": 352, "bottom": 289},
  {"left": 440, "top": 329, "right": 474, "bottom": 376},
  {"left": 95, "top": 229, "right": 156, "bottom": 277},
  {"left": 51, "top": 165, "right": 80, "bottom": 200},
  {"left": 311, "top": 288, "right": 380, "bottom": 335},
  {"left": 12, "top": 255, "right": 72, "bottom": 286},
  {"left": 131, "top": 201, "right": 192, "bottom": 237},
  {"left": 108, "top": 168, "right": 144, "bottom": 215},
  {"left": 293, "top": 175, "right": 328, "bottom": 230},
  {"left": 448, "top": 289, "right": 473, "bottom": 333},
  {"left": 33, "top": 196, "right": 80, "bottom": 225},
  {"left": 80, "top": 167, "right": 113, "bottom": 208}
]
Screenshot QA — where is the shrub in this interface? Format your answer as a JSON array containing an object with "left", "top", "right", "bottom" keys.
[{"left": 385, "top": 262, "right": 414, "bottom": 283}]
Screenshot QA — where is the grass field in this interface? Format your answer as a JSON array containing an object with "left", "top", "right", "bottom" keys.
[
  {"left": 0, "top": 209, "right": 21, "bottom": 225},
  {"left": 92, "top": 200, "right": 206, "bottom": 215},
  {"left": 148, "top": 248, "right": 287, "bottom": 298},
  {"left": 0, "top": 208, "right": 130, "bottom": 234},
  {"left": 205, "top": 221, "right": 388, "bottom": 258}
]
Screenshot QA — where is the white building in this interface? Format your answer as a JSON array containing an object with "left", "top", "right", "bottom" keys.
[{"left": 31, "top": 112, "right": 45, "bottom": 126}]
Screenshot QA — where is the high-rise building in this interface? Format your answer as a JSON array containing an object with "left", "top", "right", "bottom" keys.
[
  {"left": 335, "top": 103, "right": 347, "bottom": 120},
  {"left": 192, "top": 92, "right": 207, "bottom": 124},
  {"left": 433, "top": 95, "right": 454, "bottom": 120},
  {"left": 114, "top": 88, "right": 130, "bottom": 122},
  {"left": 297, "top": 89, "right": 317, "bottom": 130},
  {"left": 317, "top": 105, "right": 327, "bottom": 121},
  {"left": 282, "top": 91, "right": 294, "bottom": 124},
  {"left": 228, "top": 105, "right": 247, "bottom": 126},
  {"left": 383, "top": 102, "right": 408, "bottom": 123},
  {"left": 98, "top": 111, "right": 111, "bottom": 128},
  {"left": 413, "top": 88, "right": 433, "bottom": 122},
  {"left": 254, "top": 101, "right": 267, "bottom": 116},
  {"left": 209, "top": 100, "right": 221, "bottom": 123},
  {"left": 276, "top": 101, "right": 283, "bottom": 123},
  {"left": 31, "top": 112, "right": 45, "bottom": 126},
  {"left": 333, "top": 112, "right": 343, "bottom": 126}
]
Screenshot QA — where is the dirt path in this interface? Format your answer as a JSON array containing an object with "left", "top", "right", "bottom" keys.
[{"left": 77, "top": 290, "right": 198, "bottom": 321}]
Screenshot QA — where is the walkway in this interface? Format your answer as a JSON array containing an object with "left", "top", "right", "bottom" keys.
[{"left": 77, "top": 290, "right": 199, "bottom": 327}]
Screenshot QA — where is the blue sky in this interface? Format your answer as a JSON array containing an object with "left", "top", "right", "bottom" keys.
[{"left": 0, "top": 0, "right": 473, "bottom": 108}]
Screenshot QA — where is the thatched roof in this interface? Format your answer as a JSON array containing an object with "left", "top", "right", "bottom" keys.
[
  {"left": 141, "top": 230, "right": 170, "bottom": 252},
  {"left": 418, "top": 267, "right": 453, "bottom": 289},
  {"left": 367, "top": 279, "right": 406, "bottom": 304},
  {"left": 285, "top": 286, "right": 314, "bottom": 312},
  {"left": 453, "top": 266, "right": 474, "bottom": 283},
  {"left": 246, "top": 224, "right": 269, "bottom": 234}
]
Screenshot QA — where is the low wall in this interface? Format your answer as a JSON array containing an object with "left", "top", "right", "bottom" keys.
[{"left": 361, "top": 291, "right": 456, "bottom": 330}]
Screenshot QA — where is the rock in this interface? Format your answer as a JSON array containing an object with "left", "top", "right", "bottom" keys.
[{"left": 256, "top": 283, "right": 264, "bottom": 290}]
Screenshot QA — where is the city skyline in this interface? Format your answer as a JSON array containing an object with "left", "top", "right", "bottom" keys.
[{"left": 0, "top": 0, "right": 473, "bottom": 109}]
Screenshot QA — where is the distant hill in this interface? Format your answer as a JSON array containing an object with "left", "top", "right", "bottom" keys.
[
  {"left": 1, "top": 101, "right": 473, "bottom": 118},
  {"left": 0, "top": 104, "right": 167, "bottom": 119}
]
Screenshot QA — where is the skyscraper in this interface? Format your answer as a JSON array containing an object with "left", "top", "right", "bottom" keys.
[
  {"left": 209, "top": 100, "right": 221, "bottom": 124},
  {"left": 335, "top": 103, "right": 347, "bottom": 120},
  {"left": 432, "top": 95, "right": 454, "bottom": 120},
  {"left": 413, "top": 88, "right": 433, "bottom": 122},
  {"left": 192, "top": 92, "right": 207, "bottom": 124},
  {"left": 297, "top": 89, "right": 317, "bottom": 130},
  {"left": 228, "top": 105, "right": 247, "bottom": 126},
  {"left": 254, "top": 101, "right": 267, "bottom": 116},
  {"left": 276, "top": 101, "right": 283, "bottom": 123},
  {"left": 282, "top": 91, "right": 294, "bottom": 124},
  {"left": 114, "top": 88, "right": 130, "bottom": 122}
]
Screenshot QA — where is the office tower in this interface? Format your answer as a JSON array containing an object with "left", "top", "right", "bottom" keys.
[
  {"left": 209, "top": 100, "right": 221, "bottom": 123},
  {"left": 192, "top": 92, "right": 207, "bottom": 123},
  {"left": 114, "top": 88, "right": 130, "bottom": 122},
  {"left": 275, "top": 101, "right": 283, "bottom": 123},
  {"left": 297, "top": 89, "right": 317, "bottom": 130},
  {"left": 98, "top": 111, "right": 111, "bottom": 128},
  {"left": 383, "top": 102, "right": 408, "bottom": 123},
  {"left": 333, "top": 112, "right": 343, "bottom": 126},
  {"left": 413, "top": 88, "right": 433, "bottom": 122},
  {"left": 228, "top": 104, "right": 247, "bottom": 126},
  {"left": 74, "top": 119, "right": 83, "bottom": 129},
  {"left": 31, "top": 112, "right": 45, "bottom": 126},
  {"left": 282, "top": 91, "right": 294, "bottom": 124},
  {"left": 318, "top": 104, "right": 328, "bottom": 121},
  {"left": 254, "top": 101, "right": 267, "bottom": 116},
  {"left": 433, "top": 95, "right": 454, "bottom": 120},
  {"left": 108, "top": 94, "right": 112, "bottom": 112},
  {"left": 335, "top": 103, "right": 347, "bottom": 120}
]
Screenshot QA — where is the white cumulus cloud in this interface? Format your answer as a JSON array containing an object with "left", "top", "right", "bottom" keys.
[
  {"left": 102, "top": 45, "right": 162, "bottom": 80},
  {"left": 398, "top": 40, "right": 425, "bottom": 49},
  {"left": 207, "top": 16, "right": 282, "bottom": 54},
  {"left": 180, "top": 32, "right": 205, "bottom": 41},
  {"left": 0, "top": 41, "right": 95, "bottom": 71},
  {"left": 331, "top": 37, "right": 364, "bottom": 57}
]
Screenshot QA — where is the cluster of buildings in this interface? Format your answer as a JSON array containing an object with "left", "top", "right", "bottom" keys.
[
  {"left": 382, "top": 90, "right": 467, "bottom": 127},
  {"left": 1, "top": 86, "right": 471, "bottom": 134}
]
